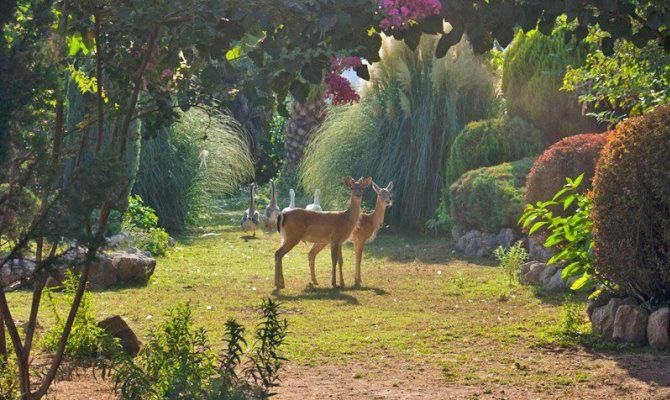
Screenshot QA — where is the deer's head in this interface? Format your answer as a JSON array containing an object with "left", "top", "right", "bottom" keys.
[
  {"left": 344, "top": 176, "right": 372, "bottom": 200},
  {"left": 372, "top": 181, "right": 394, "bottom": 207}
]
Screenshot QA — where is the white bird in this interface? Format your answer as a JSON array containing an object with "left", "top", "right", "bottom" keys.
[
  {"left": 282, "top": 188, "right": 296, "bottom": 213},
  {"left": 306, "top": 189, "right": 322, "bottom": 211},
  {"left": 263, "top": 179, "right": 281, "bottom": 229},
  {"left": 241, "top": 183, "right": 260, "bottom": 236}
]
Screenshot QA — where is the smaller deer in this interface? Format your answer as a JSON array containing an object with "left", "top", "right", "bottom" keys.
[
  {"left": 307, "top": 181, "right": 393, "bottom": 286},
  {"left": 275, "top": 177, "right": 372, "bottom": 289}
]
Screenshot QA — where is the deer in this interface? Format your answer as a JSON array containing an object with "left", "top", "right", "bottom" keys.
[
  {"left": 275, "top": 176, "right": 372, "bottom": 289},
  {"left": 307, "top": 181, "right": 393, "bottom": 287}
]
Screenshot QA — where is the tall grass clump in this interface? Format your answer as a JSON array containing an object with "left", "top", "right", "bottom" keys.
[
  {"left": 301, "top": 34, "right": 496, "bottom": 228},
  {"left": 133, "top": 108, "right": 254, "bottom": 231}
]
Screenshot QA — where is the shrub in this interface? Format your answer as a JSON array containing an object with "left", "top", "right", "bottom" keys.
[
  {"left": 447, "top": 116, "right": 543, "bottom": 184},
  {"left": 525, "top": 132, "right": 609, "bottom": 211},
  {"left": 0, "top": 357, "right": 18, "bottom": 400},
  {"left": 122, "top": 195, "right": 169, "bottom": 256},
  {"left": 592, "top": 105, "right": 670, "bottom": 303},
  {"left": 494, "top": 241, "right": 528, "bottom": 286},
  {"left": 502, "top": 29, "right": 599, "bottom": 142},
  {"left": 301, "top": 34, "right": 496, "bottom": 229},
  {"left": 41, "top": 271, "right": 121, "bottom": 364},
  {"left": 114, "top": 299, "right": 287, "bottom": 400},
  {"left": 520, "top": 175, "right": 595, "bottom": 291},
  {"left": 450, "top": 156, "right": 535, "bottom": 233}
]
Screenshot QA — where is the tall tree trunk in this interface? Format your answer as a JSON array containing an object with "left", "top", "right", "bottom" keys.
[{"left": 284, "top": 97, "right": 327, "bottom": 169}]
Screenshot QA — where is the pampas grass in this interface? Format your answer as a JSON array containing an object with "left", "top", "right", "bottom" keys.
[{"left": 301, "top": 34, "right": 496, "bottom": 228}]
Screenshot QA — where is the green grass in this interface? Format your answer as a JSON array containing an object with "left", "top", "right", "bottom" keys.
[{"left": 5, "top": 211, "right": 645, "bottom": 390}]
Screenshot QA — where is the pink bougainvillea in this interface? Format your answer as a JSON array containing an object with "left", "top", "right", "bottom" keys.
[
  {"left": 325, "top": 73, "right": 360, "bottom": 105},
  {"left": 379, "top": 0, "right": 441, "bottom": 32},
  {"left": 325, "top": 56, "right": 363, "bottom": 105}
]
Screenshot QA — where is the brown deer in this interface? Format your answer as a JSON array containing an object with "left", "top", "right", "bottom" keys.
[
  {"left": 275, "top": 176, "right": 372, "bottom": 289},
  {"left": 308, "top": 181, "right": 393, "bottom": 287}
]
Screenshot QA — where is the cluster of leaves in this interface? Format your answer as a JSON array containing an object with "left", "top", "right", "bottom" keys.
[
  {"left": 494, "top": 241, "right": 528, "bottom": 286},
  {"left": 378, "top": 0, "right": 442, "bottom": 33},
  {"left": 563, "top": 38, "right": 670, "bottom": 125},
  {"left": 519, "top": 175, "right": 595, "bottom": 291},
  {"left": 40, "top": 271, "right": 122, "bottom": 365},
  {"left": 114, "top": 299, "right": 288, "bottom": 400},
  {"left": 122, "top": 196, "right": 169, "bottom": 256}
]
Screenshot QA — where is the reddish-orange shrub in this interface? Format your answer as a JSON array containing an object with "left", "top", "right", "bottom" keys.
[
  {"left": 525, "top": 132, "right": 610, "bottom": 208},
  {"left": 592, "top": 105, "right": 670, "bottom": 302}
]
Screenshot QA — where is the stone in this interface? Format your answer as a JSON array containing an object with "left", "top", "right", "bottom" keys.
[
  {"left": 112, "top": 252, "right": 156, "bottom": 282},
  {"left": 517, "top": 261, "right": 535, "bottom": 278},
  {"left": 451, "top": 225, "right": 463, "bottom": 242},
  {"left": 98, "top": 316, "right": 141, "bottom": 355},
  {"left": 527, "top": 235, "right": 554, "bottom": 262},
  {"left": 613, "top": 305, "right": 649, "bottom": 345},
  {"left": 590, "top": 297, "right": 638, "bottom": 339},
  {"left": 586, "top": 291, "right": 613, "bottom": 320},
  {"left": 647, "top": 308, "right": 670, "bottom": 349},
  {"left": 87, "top": 255, "right": 118, "bottom": 290},
  {"left": 1, "top": 259, "right": 36, "bottom": 287},
  {"left": 106, "top": 232, "right": 130, "bottom": 248},
  {"left": 540, "top": 264, "right": 558, "bottom": 286},
  {"left": 546, "top": 269, "right": 565, "bottom": 292},
  {"left": 522, "top": 262, "right": 546, "bottom": 285},
  {"left": 496, "top": 228, "right": 515, "bottom": 250}
]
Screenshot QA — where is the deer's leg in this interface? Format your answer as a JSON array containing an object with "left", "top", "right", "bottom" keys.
[
  {"left": 354, "top": 241, "right": 364, "bottom": 287},
  {"left": 308, "top": 243, "right": 327, "bottom": 286},
  {"left": 338, "top": 245, "right": 345, "bottom": 287},
  {"left": 275, "top": 239, "right": 298, "bottom": 289},
  {"left": 330, "top": 243, "right": 340, "bottom": 288}
]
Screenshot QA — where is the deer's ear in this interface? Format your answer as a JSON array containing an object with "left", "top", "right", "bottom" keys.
[
  {"left": 386, "top": 181, "right": 394, "bottom": 191},
  {"left": 372, "top": 182, "right": 381, "bottom": 193},
  {"left": 361, "top": 177, "right": 373, "bottom": 187},
  {"left": 343, "top": 176, "right": 354, "bottom": 187}
]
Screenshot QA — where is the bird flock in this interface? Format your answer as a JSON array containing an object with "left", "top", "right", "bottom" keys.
[{"left": 241, "top": 181, "right": 321, "bottom": 236}]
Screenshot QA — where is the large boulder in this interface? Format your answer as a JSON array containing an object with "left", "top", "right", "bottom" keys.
[
  {"left": 521, "top": 262, "right": 546, "bottom": 285},
  {"left": 98, "top": 316, "right": 141, "bottom": 355},
  {"left": 539, "top": 264, "right": 558, "bottom": 286},
  {"left": 613, "top": 305, "right": 649, "bottom": 345},
  {"left": 590, "top": 297, "right": 637, "bottom": 339},
  {"left": 87, "top": 255, "right": 118, "bottom": 290},
  {"left": 647, "top": 308, "right": 670, "bottom": 350},
  {"left": 112, "top": 252, "right": 156, "bottom": 282}
]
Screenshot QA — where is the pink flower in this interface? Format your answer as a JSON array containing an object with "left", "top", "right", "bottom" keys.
[
  {"left": 378, "top": 0, "right": 442, "bottom": 33},
  {"left": 325, "top": 73, "right": 360, "bottom": 105}
]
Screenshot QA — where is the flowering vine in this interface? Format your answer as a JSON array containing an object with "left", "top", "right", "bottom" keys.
[
  {"left": 379, "top": 0, "right": 442, "bottom": 32},
  {"left": 325, "top": 56, "right": 363, "bottom": 105}
]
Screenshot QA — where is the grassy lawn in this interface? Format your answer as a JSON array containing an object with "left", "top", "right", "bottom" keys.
[{"left": 7, "top": 212, "right": 670, "bottom": 399}]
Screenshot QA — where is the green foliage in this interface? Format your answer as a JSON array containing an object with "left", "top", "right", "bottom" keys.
[
  {"left": 134, "top": 108, "right": 254, "bottom": 232},
  {"left": 502, "top": 29, "right": 598, "bottom": 142},
  {"left": 301, "top": 35, "right": 496, "bottom": 228},
  {"left": 122, "top": 195, "right": 169, "bottom": 257},
  {"left": 114, "top": 299, "right": 288, "bottom": 400},
  {"left": 519, "top": 175, "right": 595, "bottom": 291},
  {"left": 0, "top": 357, "right": 18, "bottom": 400},
  {"left": 560, "top": 295, "right": 586, "bottom": 337},
  {"left": 450, "top": 156, "right": 534, "bottom": 233},
  {"left": 563, "top": 39, "right": 670, "bottom": 125},
  {"left": 255, "top": 111, "right": 286, "bottom": 184},
  {"left": 592, "top": 105, "right": 670, "bottom": 303},
  {"left": 41, "top": 271, "right": 121, "bottom": 364},
  {"left": 494, "top": 241, "right": 528, "bottom": 286},
  {"left": 447, "top": 116, "right": 543, "bottom": 184},
  {"left": 0, "top": 184, "right": 39, "bottom": 243}
]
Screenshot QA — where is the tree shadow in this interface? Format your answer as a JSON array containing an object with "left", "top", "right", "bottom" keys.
[
  {"left": 239, "top": 235, "right": 259, "bottom": 242},
  {"left": 272, "top": 285, "right": 362, "bottom": 305}
]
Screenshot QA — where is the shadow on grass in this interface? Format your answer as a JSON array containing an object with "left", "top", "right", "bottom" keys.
[
  {"left": 272, "top": 283, "right": 389, "bottom": 305},
  {"left": 360, "top": 232, "right": 458, "bottom": 265}
]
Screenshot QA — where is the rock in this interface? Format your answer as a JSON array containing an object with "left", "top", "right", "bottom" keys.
[
  {"left": 518, "top": 261, "right": 535, "bottom": 278},
  {"left": 106, "top": 232, "right": 130, "bottom": 248},
  {"left": 590, "top": 297, "right": 638, "bottom": 339},
  {"left": 87, "top": 255, "right": 118, "bottom": 290},
  {"left": 496, "top": 228, "right": 515, "bottom": 250},
  {"left": 112, "top": 252, "right": 156, "bottom": 282},
  {"left": 540, "top": 264, "right": 558, "bottom": 286},
  {"left": 527, "top": 235, "right": 554, "bottom": 262},
  {"left": 546, "top": 269, "right": 565, "bottom": 292},
  {"left": 522, "top": 262, "right": 546, "bottom": 285},
  {"left": 586, "top": 291, "right": 614, "bottom": 319},
  {"left": 98, "top": 316, "right": 141, "bottom": 355},
  {"left": 451, "top": 226, "right": 463, "bottom": 242},
  {"left": 613, "top": 305, "right": 649, "bottom": 345},
  {"left": 167, "top": 236, "right": 177, "bottom": 247},
  {"left": 647, "top": 308, "right": 670, "bottom": 349}
]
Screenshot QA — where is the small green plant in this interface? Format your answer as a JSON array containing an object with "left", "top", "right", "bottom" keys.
[
  {"left": 0, "top": 357, "right": 18, "bottom": 400},
  {"left": 454, "top": 271, "right": 466, "bottom": 289},
  {"left": 114, "top": 299, "right": 288, "bottom": 400},
  {"left": 122, "top": 195, "right": 169, "bottom": 256},
  {"left": 519, "top": 174, "right": 595, "bottom": 291},
  {"left": 559, "top": 295, "right": 585, "bottom": 337},
  {"left": 41, "top": 271, "right": 121, "bottom": 365},
  {"left": 493, "top": 241, "right": 528, "bottom": 286}
]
